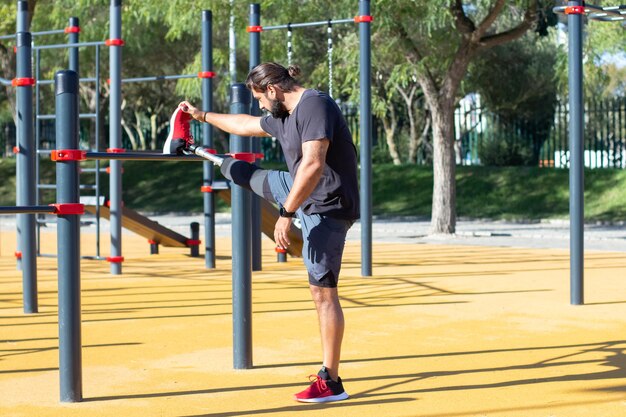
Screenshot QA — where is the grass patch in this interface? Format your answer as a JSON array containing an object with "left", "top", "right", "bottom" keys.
[{"left": 3, "top": 157, "right": 626, "bottom": 222}]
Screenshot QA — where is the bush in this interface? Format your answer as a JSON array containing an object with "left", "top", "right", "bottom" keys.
[{"left": 478, "top": 134, "right": 534, "bottom": 166}]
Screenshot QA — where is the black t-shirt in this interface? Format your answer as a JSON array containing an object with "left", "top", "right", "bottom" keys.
[{"left": 260, "top": 89, "right": 360, "bottom": 220}]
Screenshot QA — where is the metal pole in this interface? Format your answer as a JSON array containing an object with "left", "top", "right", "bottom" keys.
[
  {"left": 190, "top": 222, "right": 200, "bottom": 257},
  {"left": 55, "top": 69, "right": 82, "bottom": 402},
  {"left": 16, "top": 11, "right": 38, "bottom": 312},
  {"left": 35, "top": 48, "right": 42, "bottom": 257},
  {"left": 109, "top": 0, "right": 123, "bottom": 274},
  {"left": 249, "top": 3, "right": 263, "bottom": 271},
  {"left": 230, "top": 84, "right": 253, "bottom": 369},
  {"left": 359, "top": 0, "right": 372, "bottom": 277},
  {"left": 95, "top": 44, "right": 102, "bottom": 258},
  {"left": 15, "top": 0, "right": 27, "bottom": 273},
  {"left": 202, "top": 10, "right": 216, "bottom": 269},
  {"left": 68, "top": 17, "right": 79, "bottom": 73},
  {"left": 568, "top": 1, "right": 584, "bottom": 305}
]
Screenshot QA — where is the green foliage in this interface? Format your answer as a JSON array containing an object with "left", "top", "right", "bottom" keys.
[{"left": 477, "top": 134, "right": 534, "bottom": 167}]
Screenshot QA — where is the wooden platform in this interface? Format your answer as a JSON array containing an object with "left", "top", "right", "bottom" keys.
[{"left": 84, "top": 204, "right": 191, "bottom": 248}]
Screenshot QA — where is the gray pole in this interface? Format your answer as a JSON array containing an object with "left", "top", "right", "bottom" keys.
[
  {"left": 230, "top": 84, "right": 253, "bottom": 369},
  {"left": 16, "top": 0, "right": 28, "bottom": 33},
  {"left": 55, "top": 70, "right": 82, "bottom": 402},
  {"left": 201, "top": 10, "right": 216, "bottom": 269},
  {"left": 15, "top": 0, "right": 25, "bottom": 273},
  {"left": 249, "top": 3, "right": 262, "bottom": 271},
  {"left": 16, "top": 1, "right": 37, "bottom": 313},
  {"left": 358, "top": 0, "right": 372, "bottom": 276},
  {"left": 68, "top": 17, "right": 79, "bottom": 73},
  {"left": 568, "top": 1, "right": 584, "bottom": 305},
  {"left": 109, "top": 0, "right": 123, "bottom": 274}
]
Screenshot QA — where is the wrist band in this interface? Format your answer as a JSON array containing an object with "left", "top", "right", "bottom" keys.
[{"left": 203, "top": 111, "right": 209, "bottom": 123}]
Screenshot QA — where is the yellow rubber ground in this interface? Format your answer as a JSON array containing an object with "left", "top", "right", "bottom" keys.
[{"left": 2, "top": 228, "right": 626, "bottom": 417}]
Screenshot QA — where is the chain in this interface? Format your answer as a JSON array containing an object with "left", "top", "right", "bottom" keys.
[{"left": 287, "top": 23, "right": 293, "bottom": 67}]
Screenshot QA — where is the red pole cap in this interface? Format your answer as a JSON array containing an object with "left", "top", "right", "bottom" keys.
[
  {"left": 64, "top": 26, "right": 81, "bottom": 33},
  {"left": 246, "top": 25, "right": 263, "bottom": 32},
  {"left": 106, "top": 256, "right": 124, "bottom": 263}
]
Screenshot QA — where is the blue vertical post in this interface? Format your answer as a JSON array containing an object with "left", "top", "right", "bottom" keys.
[
  {"left": 201, "top": 10, "right": 216, "bottom": 269},
  {"left": 230, "top": 84, "right": 253, "bottom": 369},
  {"left": 68, "top": 17, "right": 79, "bottom": 73},
  {"left": 358, "top": 0, "right": 372, "bottom": 277},
  {"left": 55, "top": 70, "right": 82, "bottom": 402},
  {"left": 16, "top": 0, "right": 37, "bottom": 312},
  {"left": 249, "top": 3, "right": 263, "bottom": 271},
  {"left": 568, "top": 1, "right": 584, "bottom": 305},
  {"left": 109, "top": 0, "right": 123, "bottom": 274}
]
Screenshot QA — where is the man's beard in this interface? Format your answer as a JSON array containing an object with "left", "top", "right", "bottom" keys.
[{"left": 270, "top": 98, "right": 289, "bottom": 119}]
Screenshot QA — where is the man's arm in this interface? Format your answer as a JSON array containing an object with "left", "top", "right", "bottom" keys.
[
  {"left": 180, "top": 101, "right": 270, "bottom": 137},
  {"left": 274, "top": 139, "right": 329, "bottom": 249}
]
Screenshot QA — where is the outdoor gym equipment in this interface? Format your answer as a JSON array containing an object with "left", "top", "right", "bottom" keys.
[
  {"left": 19, "top": 72, "right": 256, "bottom": 402},
  {"left": 247, "top": 1, "right": 373, "bottom": 276},
  {"left": 9, "top": 0, "right": 221, "bottom": 284},
  {"left": 553, "top": 2, "right": 625, "bottom": 305}
]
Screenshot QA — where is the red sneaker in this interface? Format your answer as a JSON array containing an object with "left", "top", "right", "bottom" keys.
[
  {"left": 163, "top": 106, "right": 194, "bottom": 154},
  {"left": 294, "top": 368, "right": 349, "bottom": 403}
]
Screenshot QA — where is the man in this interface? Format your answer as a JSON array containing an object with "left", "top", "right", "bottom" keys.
[{"left": 179, "top": 62, "right": 359, "bottom": 403}]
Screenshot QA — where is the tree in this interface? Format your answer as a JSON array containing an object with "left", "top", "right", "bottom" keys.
[{"left": 376, "top": 0, "right": 553, "bottom": 234}]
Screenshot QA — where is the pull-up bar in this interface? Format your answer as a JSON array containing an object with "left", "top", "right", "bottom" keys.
[{"left": 259, "top": 18, "right": 356, "bottom": 31}]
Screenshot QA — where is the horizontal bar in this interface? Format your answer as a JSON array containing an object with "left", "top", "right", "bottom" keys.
[
  {"left": 37, "top": 113, "right": 97, "bottom": 120},
  {"left": 38, "top": 77, "right": 97, "bottom": 85},
  {"left": 79, "top": 168, "right": 107, "bottom": 173},
  {"left": 121, "top": 74, "right": 197, "bottom": 83},
  {"left": 33, "top": 29, "right": 68, "bottom": 37},
  {"left": 0, "top": 77, "right": 11, "bottom": 86},
  {"left": 38, "top": 184, "right": 97, "bottom": 190},
  {"left": 33, "top": 41, "right": 106, "bottom": 50},
  {"left": 586, "top": 4, "right": 626, "bottom": 18},
  {"left": 264, "top": 18, "right": 354, "bottom": 31},
  {"left": 0, "top": 205, "right": 56, "bottom": 214},
  {"left": 85, "top": 151, "right": 220, "bottom": 161},
  {"left": 0, "top": 34, "right": 15, "bottom": 40}
]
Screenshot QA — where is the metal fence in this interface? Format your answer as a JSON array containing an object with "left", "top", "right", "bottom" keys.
[
  {"left": 5, "top": 96, "right": 625, "bottom": 168},
  {"left": 456, "top": 96, "right": 626, "bottom": 168}
]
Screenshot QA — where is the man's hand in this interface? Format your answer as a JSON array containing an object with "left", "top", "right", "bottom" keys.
[
  {"left": 179, "top": 100, "right": 203, "bottom": 122},
  {"left": 274, "top": 216, "right": 292, "bottom": 250}
]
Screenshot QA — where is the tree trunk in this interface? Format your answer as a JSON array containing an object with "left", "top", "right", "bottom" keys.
[
  {"left": 121, "top": 119, "right": 137, "bottom": 150},
  {"left": 430, "top": 104, "right": 457, "bottom": 234},
  {"left": 381, "top": 106, "right": 401, "bottom": 165}
]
